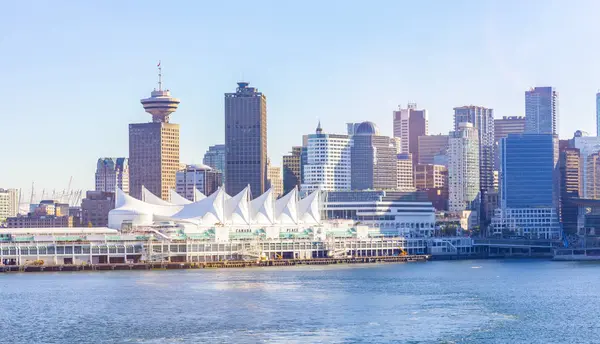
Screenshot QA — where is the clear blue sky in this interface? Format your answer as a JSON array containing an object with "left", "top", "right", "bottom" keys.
[{"left": 2, "top": 0, "right": 599, "bottom": 195}]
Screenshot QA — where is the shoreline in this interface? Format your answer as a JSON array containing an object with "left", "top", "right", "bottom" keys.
[{"left": 0, "top": 254, "right": 430, "bottom": 272}]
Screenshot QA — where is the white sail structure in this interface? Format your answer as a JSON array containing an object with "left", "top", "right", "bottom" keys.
[
  {"left": 108, "top": 185, "right": 324, "bottom": 230},
  {"left": 274, "top": 188, "right": 299, "bottom": 225},
  {"left": 168, "top": 187, "right": 226, "bottom": 225},
  {"left": 297, "top": 190, "right": 321, "bottom": 225},
  {"left": 250, "top": 188, "right": 274, "bottom": 225},
  {"left": 142, "top": 186, "right": 173, "bottom": 206},
  {"left": 194, "top": 189, "right": 206, "bottom": 201},
  {"left": 109, "top": 189, "right": 179, "bottom": 228},
  {"left": 169, "top": 190, "right": 192, "bottom": 205},
  {"left": 225, "top": 186, "right": 251, "bottom": 225}
]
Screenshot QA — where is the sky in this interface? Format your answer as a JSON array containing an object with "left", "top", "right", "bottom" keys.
[{"left": 1, "top": 0, "right": 600, "bottom": 196}]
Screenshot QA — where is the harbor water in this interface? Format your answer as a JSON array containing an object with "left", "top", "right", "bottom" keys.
[{"left": 1, "top": 260, "right": 599, "bottom": 344}]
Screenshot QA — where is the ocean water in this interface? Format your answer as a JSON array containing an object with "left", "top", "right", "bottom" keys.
[{"left": 1, "top": 260, "right": 600, "bottom": 344}]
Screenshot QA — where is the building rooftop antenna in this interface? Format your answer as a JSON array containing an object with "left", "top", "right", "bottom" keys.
[{"left": 157, "top": 60, "right": 162, "bottom": 91}]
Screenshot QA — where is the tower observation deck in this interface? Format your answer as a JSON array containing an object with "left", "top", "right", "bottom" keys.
[{"left": 140, "top": 62, "right": 180, "bottom": 123}]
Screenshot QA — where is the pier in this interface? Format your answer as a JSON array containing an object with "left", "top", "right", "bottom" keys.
[{"left": 0, "top": 255, "right": 429, "bottom": 272}]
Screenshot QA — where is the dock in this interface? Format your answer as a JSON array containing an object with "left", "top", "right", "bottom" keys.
[{"left": 0, "top": 255, "right": 429, "bottom": 273}]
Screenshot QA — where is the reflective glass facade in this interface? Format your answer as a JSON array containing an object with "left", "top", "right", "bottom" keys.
[{"left": 500, "top": 134, "right": 558, "bottom": 208}]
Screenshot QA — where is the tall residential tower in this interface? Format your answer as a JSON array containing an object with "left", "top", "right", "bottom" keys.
[
  {"left": 301, "top": 122, "right": 352, "bottom": 192},
  {"left": 129, "top": 64, "right": 180, "bottom": 200},
  {"left": 225, "top": 82, "right": 267, "bottom": 198},
  {"left": 453, "top": 106, "right": 494, "bottom": 194},
  {"left": 351, "top": 121, "right": 400, "bottom": 191},
  {"left": 448, "top": 123, "right": 480, "bottom": 212},
  {"left": 95, "top": 158, "right": 129, "bottom": 194},
  {"left": 393, "top": 103, "right": 428, "bottom": 165},
  {"left": 525, "top": 87, "right": 558, "bottom": 135}
]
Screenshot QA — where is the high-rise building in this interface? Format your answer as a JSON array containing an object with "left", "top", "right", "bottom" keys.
[
  {"left": 81, "top": 191, "right": 115, "bottom": 227},
  {"left": 499, "top": 134, "right": 559, "bottom": 208},
  {"left": 560, "top": 148, "right": 582, "bottom": 234},
  {"left": 0, "top": 188, "right": 19, "bottom": 223},
  {"left": 525, "top": 87, "right": 558, "bottom": 135},
  {"left": 494, "top": 116, "right": 526, "bottom": 143},
  {"left": 396, "top": 154, "right": 415, "bottom": 191},
  {"left": 597, "top": 92, "right": 600, "bottom": 137},
  {"left": 586, "top": 152, "right": 600, "bottom": 199},
  {"left": 572, "top": 131, "right": 600, "bottom": 198},
  {"left": 414, "top": 164, "right": 447, "bottom": 190},
  {"left": 95, "top": 158, "right": 129, "bottom": 194},
  {"left": 393, "top": 103, "right": 428, "bottom": 165},
  {"left": 453, "top": 106, "right": 494, "bottom": 194},
  {"left": 175, "top": 164, "right": 222, "bottom": 201},
  {"left": 203, "top": 144, "right": 226, "bottom": 183},
  {"left": 448, "top": 123, "right": 480, "bottom": 212},
  {"left": 266, "top": 163, "right": 283, "bottom": 199},
  {"left": 129, "top": 65, "right": 180, "bottom": 200},
  {"left": 225, "top": 82, "right": 267, "bottom": 198},
  {"left": 301, "top": 122, "right": 352, "bottom": 192},
  {"left": 351, "top": 121, "right": 400, "bottom": 191},
  {"left": 492, "top": 133, "right": 560, "bottom": 239},
  {"left": 283, "top": 146, "right": 302, "bottom": 194},
  {"left": 417, "top": 135, "right": 448, "bottom": 165},
  {"left": 346, "top": 122, "right": 361, "bottom": 136}
]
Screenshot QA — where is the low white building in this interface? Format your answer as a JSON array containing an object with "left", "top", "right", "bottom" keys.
[
  {"left": 490, "top": 208, "right": 560, "bottom": 240},
  {"left": 322, "top": 190, "right": 436, "bottom": 237}
]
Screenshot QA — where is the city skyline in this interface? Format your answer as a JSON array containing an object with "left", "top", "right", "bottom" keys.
[{"left": 3, "top": 1, "right": 600, "bottom": 193}]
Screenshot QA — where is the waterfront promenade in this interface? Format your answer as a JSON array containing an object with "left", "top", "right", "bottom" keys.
[{"left": 0, "top": 254, "right": 430, "bottom": 272}]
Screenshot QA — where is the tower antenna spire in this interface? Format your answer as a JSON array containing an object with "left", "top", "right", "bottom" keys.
[{"left": 157, "top": 60, "right": 162, "bottom": 91}]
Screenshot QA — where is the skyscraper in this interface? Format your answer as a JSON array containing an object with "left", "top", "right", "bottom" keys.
[
  {"left": 559, "top": 148, "right": 581, "bottom": 234},
  {"left": 448, "top": 123, "right": 480, "bottom": 212},
  {"left": 572, "top": 130, "right": 600, "bottom": 198},
  {"left": 95, "top": 158, "right": 129, "bottom": 194},
  {"left": 301, "top": 122, "right": 352, "bottom": 192},
  {"left": 597, "top": 92, "right": 600, "bottom": 137},
  {"left": 417, "top": 135, "right": 448, "bottom": 165},
  {"left": 453, "top": 106, "right": 494, "bottom": 194},
  {"left": 393, "top": 103, "right": 428, "bottom": 165},
  {"left": 493, "top": 116, "right": 525, "bottom": 170},
  {"left": 282, "top": 146, "right": 302, "bottom": 194},
  {"left": 525, "top": 87, "right": 558, "bottom": 135},
  {"left": 586, "top": 152, "right": 600, "bottom": 199},
  {"left": 266, "top": 162, "right": 283, "bottom": 199},
  {"left": 351, "top": 121, "right": 400, "bottom": 191},
  {"left": 396, "top": 153, "right": 415, "bottom": 191},
  {"left": 175, "top": 164, "right": 222, "bottom": 201},
  {"left": 225, "top": 82, "right": 267, "bottom": 198},
  {"left": 494, "top": 116, "right": 526, "bottom": 143},
  {"left": 346, "top": 122, "right": 361, "bottom": 136},
  {"left": 492, "top": 133, "right": 560, "bottom": 239},
  {"left": 500, "top": 134, "right": 559, "bottom": 208},
  {"left": 129, "top": 64, "right": 180, "bottom": 200},
  {"left": 203, "top": 144, "right": 226, "bottom": 182},
  {"left": 414, "top": 164, "right": 447, "bottom": 190}
]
